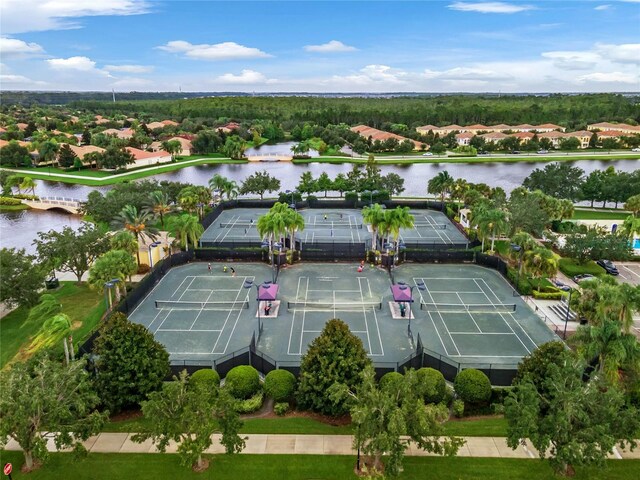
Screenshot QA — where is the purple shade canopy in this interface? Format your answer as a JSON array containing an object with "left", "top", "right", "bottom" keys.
[
  {"left": 258, "top": 283, "right": 279, "bottom": 301},
  {"left": 391, "top": 285, "right": 413, "bottom": 303}
]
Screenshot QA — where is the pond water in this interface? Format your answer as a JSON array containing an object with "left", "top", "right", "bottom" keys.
[
  {"left": 244, "top": 140, "right": 320, "bottom": 157},
  {"left": 2, "top": 157, "right": 638, "bottom": 252}
]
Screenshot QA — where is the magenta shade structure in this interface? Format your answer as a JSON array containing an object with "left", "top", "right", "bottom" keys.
[
  {"left": 391, "top": 285, "right": 414, "bottom": 303},
  {"left": 258, "top": 283, "right": 279, "bottom": 301}
]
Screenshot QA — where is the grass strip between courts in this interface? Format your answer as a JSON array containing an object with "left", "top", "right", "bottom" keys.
[{"left": 0, "top": 452, "right": 636, "bottom": 479}]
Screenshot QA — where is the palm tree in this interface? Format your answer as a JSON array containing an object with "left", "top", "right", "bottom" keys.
[
  {"left": 257, "top": 213, "right": 277, "bottom": 262},
  {"left": 362, "top": 203, "right": 386, "bottom": 250},
  {"left": 173, "top": 214, "right": 204, "bottom": 251},
  {"left": 621, "top": 215, "right": 640, "bottom": 240},
  {"left": 285, "top": 209, "right": 305, "bottom": 252},
  {"left": 28, "top": 313, "right": 73, "bottom": 363},
  {"left": 110, "top": 230, "right": 139, "bottom": 274},
  {"left": 450, "top": 178, "right": 469, "bottom": 203},
  {"left": 523, "top": 246, "right": 558, "bottom": 292},
  {"left": 510, "top": 231, "right": 537, "bottom": 277},
  {"left": 291, "top": 140, "right": 311, "bottom": 157},
  {"left": 390, "top": 206, "right": 414, "bottom": 254},
  {"left": 38, "top": 140, "right": 59, "bottom": 167},
  {"left": 222, "top": 179, "right": 239, "bottom": 201},
  {"left": 208, "top": 174, "right": 228, "bottom": 196},
  {"left": 146, "top": 191, "right": 175, "bottom": 228},
  {"left": 111, "top": 205, "right": 159, "bottom": 265},
  {"left": 478, "top": 208, "right": 509, "bottom": 252},
  {"left": 570, "top": 320, "right": 640, "bottom": 383},
  {"left": 427, "top": 170, "right": 454, "bottom": 204},
  {"left": 19, "top": 176, "right": 36, "bottom": 196}
]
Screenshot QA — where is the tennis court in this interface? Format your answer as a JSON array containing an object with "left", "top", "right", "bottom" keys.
[
  {"left": 199, "top": 207, "right": 466, "bottom": 247},
  {"left": 128, "top": 262, "right": 274, "bottom": 363},
  {"left": 392, "top": 264, "right": 558, "bottom": 365}
]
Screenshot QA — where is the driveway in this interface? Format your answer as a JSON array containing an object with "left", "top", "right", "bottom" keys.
[{"left": 616, "top": 262, "right": 640, "bottom": 287}]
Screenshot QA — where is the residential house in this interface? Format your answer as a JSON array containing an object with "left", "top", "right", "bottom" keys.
[
  {"left": 487, "top": 124, "right": 512, "bottom": 132},
  {"left": 415, "top": 124, "right": 440, "bottom": 135},
  {"left": 351, "top": 125, "right": 422, "bottom": 149},
  {"left": 150, "top": 136, "right": 192, "bottom": 156},
  {"left": 587, "top": 122, "right": 640, "bottom": 135},
  {"left": 513, "top": 124, "right": 536, "bottom": 132},
  {"left": 218, "top": 122, "right": 242, "bottom": 133},
  {"left": 455, "top": 132, "right": 474, "bottom": 146},
  {"left": 16, "top": 123, "right": 28, "bottom": 131},
  {"left": 480, "top": 132, "right": 509, "bottom": 144},
  {"left": 512, "top": 132, "right": 535, "bottom": 143},
  {"left": 535, "top": 123, "right": 565, "bottom": 132},
  {"left": 567, "top": 130, "right": 592, "bottom": 149},
  {"left": 464, "top": 124, "right": 490, "bottom": 134},
  {"left": 161, "top": 120, "right": 179, "bottom": 127},
  {"left": 101, "top": 128, "right": 135, "bottom": 140},
  {"left": 125, "top": 147, "right": 172, "bottom": 169}
]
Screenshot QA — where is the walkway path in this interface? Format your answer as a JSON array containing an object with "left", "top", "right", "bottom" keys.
[{"left": 3, "top": 433, "right": 639, "bottom": 459}]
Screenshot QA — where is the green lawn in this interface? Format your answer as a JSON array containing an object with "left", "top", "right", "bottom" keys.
[
  {"left": 105, "top": 411, "right": 507, "bottom": 436},
  {"left": 0, "top": 203, "right": 30, "bottom": 211},
  {"left": 0, "top": 282, "right": 105, "bottom": 368},
  {"left": 558, "top": 258, "right": 606, "bottom": 278},
  {"left": 572, "top": 209, "right": 631, "bottom": 220},
  {"left": 0, "top": 452, "right": 636, "bottom": 480}
]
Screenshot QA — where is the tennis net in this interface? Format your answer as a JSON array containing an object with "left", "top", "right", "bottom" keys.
[
  {"left": 287, "top": 300, "right": 382, "bottom": 311},
  {"left": 220, "top": 222, "right": 255, "bottom": 228},
  {"left": 420, "top": 302, "right": 516, "bottom": 313},
  {"left": 155, "top": 300, "right": 250, "bottom": 310},
  {"left": 312, "top": 222, "right": 363, "bottom": 229},
  {"left": 412, "top": 222, "right": 447, "bottom": 229}
]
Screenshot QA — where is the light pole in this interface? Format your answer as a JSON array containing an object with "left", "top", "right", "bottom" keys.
[
  {"left": 363, "top": 190, "right": 378, "bottom": 206},
  {"left": 148, "top": 241, "right": 161, "bottom": 268},
  {"left": 563, "top": 288, "right": 573, "bottom": 340},
  {"left": 397, "top": 281, "right": 426, "bottom": 339},
  {"left": 196, "top": 202, "right": 204, "bottom": 219},
  {"left": 285, "top": 189, "right": 296, "bottom": 209},
  {"left": 103, "top": 281, "right": 114, "bottom": 309},
  {"left": 510, "top": 244, "right": 522, "bottom": 296},
  {"left": 244, "top": 280, "right": 271, "bottom": 337}
]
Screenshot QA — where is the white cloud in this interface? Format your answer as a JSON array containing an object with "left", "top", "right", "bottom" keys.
[
  {"left": 448, "top": 2, "right": 534, "bottom": 14},
  {"left": 304, "top": 40, "right": 357, "bottom": 53},
  {"left": 541, "top": 50, "right": 600, "bottom": 70},
  {"left": 104, "top": 64, "right": 154, "bottom": 74},
  {"left": 216, "top": 70, "right": 276, "bottom": 84},
  {"left": 328, "top": 65, "right": 409, "bottom": 88},
  {"left": 594, "top": 4, "right": 612, "bottom": 10},
  {"left": 157, "top": 41, "right": 271, "bottom": 61},
  {"left": 46, "top": 56, "right": 111, "bottom": 77},
  {"left": 0, "top": 73, "right": 46, "bottom": 85},
  {"left": 576, "top": 72, "right": 637, "bottom": 84},
  {"left": 422, "top": 67, "right": 512, "bottom": 81},
  {"left": 110, "top": 77, "right": 153, "bottom": 89},
  {"left": 0, "top": 37, "right": 44, "bottom": 57},
  {"left": 595, "top": 43, "right": 640, "bottom": 65},
  {"left": 0, "top": 0, "right": 150, "bottom": 34}
]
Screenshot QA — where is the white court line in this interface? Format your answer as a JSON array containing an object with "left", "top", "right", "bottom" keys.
[
  {"left": 450, "top": 355, "right": 525, "bottom": 358},
  {"left": 220, "top": 289, "right": 252, "bottom": 355},
  {"left": 358, "top": 277, "right": 373, "bottom": 354},
  {"left": 422, "top": 280, "right": 461, "bottom": 355},
  {"left": 435, "top": 309, "right": 461, "bottom": 355},
  {"left": 153, "top": 276, "right": 198, "bottom": 333},
  {"left": 298, "top": 277, "right": 310, "bottom": 355},
  {"left": 427, "top": 311, "right": 450, "bottom": 356},
  {"left": 211, "top": 276, "right": 251, "bottom": 354},
  {"left": 449, "top": 332, "right": 518, "bottom": 335},
  {"left": 455, "top": 292, "right": 482, "bottom": 333},
  {"left": 158, "top": 329, "right": 223, "bottom": 332},
  {"left": 170, "top": 276, "right": 191, "bottom": 300},
  {"left": 188, "top": 284, "right": 216, "bottom": 330},
  {"left": 473, "top": 278, "right": 532, "bottom": 354},
  {"left": 287, "top": 275, "right": 304, "bottom": 355}
]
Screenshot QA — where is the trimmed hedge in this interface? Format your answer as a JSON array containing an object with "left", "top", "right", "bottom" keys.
[
  {"left": 532, "top": 290, "right": 565, "bottom": 300},
  {"left": 264, "top": 369, "right": 297, "bottom": 402},
  {"left": 345, "top": 191, "right": 358, "bottom": 204},
  {"left": 190, "top": 369, "right": 220, "bottom": 390},
  {"left": 416, "top": 368, "right": 446, "bottom": 404},
  {"left": 454, "top": 369, "right": 492, "bottom": 404},
  {"left": 379, "top": 371, "right": 404, "bottom": 392},
  {"left": 225, "top": 365, "right": 261, "bottom": 399},
  {"left": 235, "top": 391, "right": 264, "bottom": 413},
  {"left": 558, "top": 258, "right": 605, "bottom": 278}
]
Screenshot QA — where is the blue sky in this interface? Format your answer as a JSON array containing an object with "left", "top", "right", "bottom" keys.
[{"left": 1, "top": 1, "right": 639, "bottom": 92}]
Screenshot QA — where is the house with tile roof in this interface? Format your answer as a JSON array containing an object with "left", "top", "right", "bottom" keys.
[
  {"left": 125, "top": 147, "right": 172, "bottom": 168},
  {"left": 351, "top": 125, "right": 422, "bottom": 149},
  {"left": 101, "top": 128, "right": 134, "bottom": 140},
  {"left": 150, "top": 136, "right": 192, "bottom": 156},
  {"left": 455, "top": 132, "right": 475, "bottom": 146},
  {"left": 587, "top": 122, "right": 640, "bottom": 135}
]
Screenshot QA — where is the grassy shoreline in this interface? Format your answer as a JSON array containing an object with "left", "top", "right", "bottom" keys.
[{"left": 1, "top": 152, "right": 637, "bottom": 187}]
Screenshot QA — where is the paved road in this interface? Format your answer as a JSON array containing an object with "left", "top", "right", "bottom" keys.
[
  {"left": 617, "top": 263, "right": 640, "bottom": 287},
  {"left": 3, "top": 433, "right": 639, "bottom": 459}
]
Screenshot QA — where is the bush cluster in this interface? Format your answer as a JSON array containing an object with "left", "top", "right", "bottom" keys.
[
  {"left": 0, "top": 197, "right": 22, "bottom": 205},
  {"left": 416, "top": 368, "right": 447, "bottom": 404},
  {"left": 225, "top": 365, "right": 261, "bottom": 399},
  {"left": 235, "top": 391, "right": 264, "bottom": 413},
  {"left": 454, "top": 369, "right": 492, "bottom": 404},
  {"left": 264, "top": 369, "right": 297, "bottom": 402},
  {"left": 274, "top": 402, "right": 290, "bottom": 416},
  {"left": 190, "top": 369, "right": 220, "bottom": 391},
  {"left": 379, "top": 371, "right": 404, "bottom": 392}
]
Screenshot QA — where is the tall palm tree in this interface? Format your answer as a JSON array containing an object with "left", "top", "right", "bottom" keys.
[
  {"left": 510, "top": 231, "right": 537, "bottom": 277},
  {"left": 146, "top": 190, "right": 175, "bottom": 228},
  {"left": 257, "top": 213, "right": 277, "bottom": 262},
  {"left": 19, "top": 176, "right": 36, "bottom": 196},
  {"left": 593, "top": 282, "right": 640, "bottom": 334},
  {"left": 285, "top": 209, "right": 305, "bottom": 252},
  {"left": 389, "top": 206, "right": 414, "bottom": 254},
  {"left": 523, "top": 246, "right": 558, "bottom": 292},
  {"left": 173, "top": 214, "right": 204, "bottom": 251},
  {"left": 291, "top": 140, "right": 311, "bottom": 156},
  {"left": 208, "top": 174, "right": 228, "bottom": 195},
  {"left": 110, "top": 230, "right": 139, "bottom": 273},
  {"left": 38, "top": 140, "right": 59, "bottom": 167},
  {"left": 570, "top": 320, "right": 640, "bottom": 383},
  {"left": 483, "top": 209, "right": 509, "bottom": 252},
  {"left": 427, "top": 170, "right": 454, "bottom": 204},
  {"left": 222, "top": 179, "right": 239, "bottom": 200},
  {"left": 111, "top": 205, "right": 159, "bottom": 265},
  {"left": 362, "top": 203, "right": 386, "bottom": 251}
]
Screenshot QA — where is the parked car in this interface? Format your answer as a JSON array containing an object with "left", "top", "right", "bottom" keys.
[
  {"left": 511, "top": 150, "right": 521, "bottom": 154},
  {"left": 596, "top": 259, "right": 619, "bottom": 275},
  {"left": 552, "top": 280, "right": 571, "bottom": 291},
  {"left": 632, "top": 147, "right": 640, "bottom": 152},
  {"left": 573, "top": 274, "right": 596, "bottom": 283},
  {"left": 537, "top": 149, "right": 549, "bottom": 154},
  {"left": 422, "top": 152, "right": 434, "bottom": 156},
  {"left": 478, "top": 151, "right": 489, "bottom": 155}
]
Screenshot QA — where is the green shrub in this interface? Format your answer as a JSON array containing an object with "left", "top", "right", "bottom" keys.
[
  {"left": 443, "top": 386, "right": 455, "bottom": 407},
  {"left": 489, "top": 387, "right": 512, "bottom": 405},
  {"left": 307, "top": 195, "right": 318, "bottom": 206},
  {"left": 379, "top": 371, "right": 404, "bottom": 392},
  {"left": 13, "top": 194, "right": 39, "bottom": 200},
  {"left": 454, "top": 369, "right": 492, "bottom": 404},
  {"left": 345, "top": 191, "right": 358, "bottom": 205},
  {"left": 491, "top": 403, "right": 505, "bottom": 414},
  {"left": 225, "top": 365, "right": 261, "bottom": 399},
  {"left": 558, "top": 258, "right": 605, "bottom": 278},
  {"left": 235, "top": 391, "right": 264, "bottom": 413},
  {"left": 274, "top": 402, "right": 290, "bottom": 416},
  {"left": 532, "top": 290, "right": 565, "bottom": 300},
  {"left": 371, "top": 190, "right": 389, "bottom": 203},
  {"left": 190, "top": 369, "right": 220, "bottom": 390},
  {"left": 0, "top": 197, "right": 22, "bottom": 206},
  {"left": 264, "top": 369, "right": 297, "bottom": 402},
  {"left": 452, "top": 399, "right": 465, "bottom": 418},
  {"left": 416, "top": 368, "right": 446, "bottom": 404},
  {"left": 506, "top": 267, "right": 533, "bottom": 295}
]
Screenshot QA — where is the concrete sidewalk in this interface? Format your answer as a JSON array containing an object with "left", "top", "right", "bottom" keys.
[{"left": 3, "top": 433, "right": 639, "bottom": 459}]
